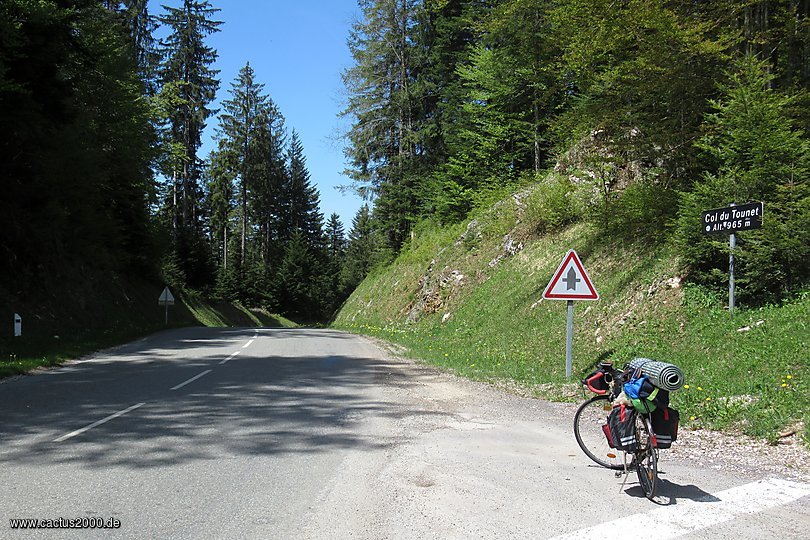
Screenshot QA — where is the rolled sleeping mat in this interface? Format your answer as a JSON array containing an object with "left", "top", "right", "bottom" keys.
[{"left": 627, "top": 358, "right": 685, "bottom": 391}]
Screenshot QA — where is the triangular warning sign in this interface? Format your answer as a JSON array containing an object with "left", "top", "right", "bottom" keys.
[
  {"left": 542, "top": 250, "right": 599, "bottom": 301},
  {"left": 159, "top": 286, "right": 175, "bottom": 305}
]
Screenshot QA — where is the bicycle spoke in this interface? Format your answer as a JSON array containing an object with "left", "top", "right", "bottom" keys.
[{"left": 574, "top": 396, "right": 624, "bottom": 470}]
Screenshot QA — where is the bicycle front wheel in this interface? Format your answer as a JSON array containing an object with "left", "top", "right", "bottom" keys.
[
  {"left": 573, "top": 395, "right": 623, "bottom": 470},
  {"left": 635, "top": 415, "right": 658, "bottom": 500}
]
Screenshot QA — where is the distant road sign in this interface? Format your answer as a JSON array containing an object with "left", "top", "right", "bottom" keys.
[
  {"left": 543, "top": 250, "right": 599, "bottom": 301},
  {"left": 702, "top": 202, "right": 763, "bottom": 235},
  {"left": 159, "top": 286, "right": 175, "bottom": 306}
]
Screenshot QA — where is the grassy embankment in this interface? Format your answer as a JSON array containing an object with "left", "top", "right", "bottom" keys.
[
  {"left": 1, "top": 273, "right": 295, "bottom": 379},
  {"left": 333, "top": 185, "right": 808, "bottom": 444}
]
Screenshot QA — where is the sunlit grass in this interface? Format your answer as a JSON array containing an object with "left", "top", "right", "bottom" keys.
[{"left": 334, "top": 212, "right": 809, "bottom": 445}]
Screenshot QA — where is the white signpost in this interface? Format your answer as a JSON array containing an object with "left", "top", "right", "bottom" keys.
[
  {"left": 14, "top": 313, "right": 22, "bottom": 337},
  {"left": 543, "top": 250, "right": 599, "bottom": 379},
  {"left": 158, "top": 286, "right": 175, "bottom": 325}
]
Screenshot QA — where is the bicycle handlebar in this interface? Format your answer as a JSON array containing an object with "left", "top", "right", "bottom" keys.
[{"left": 585, "top": 372, "right": 608, "bottom": 395}]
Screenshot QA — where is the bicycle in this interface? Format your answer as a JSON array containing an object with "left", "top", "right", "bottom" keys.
[{"left": 573, "top": 361, "right": 660, "bottom": 500}]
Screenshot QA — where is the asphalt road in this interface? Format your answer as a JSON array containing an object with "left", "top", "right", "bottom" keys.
[{"left": 1, "top": 327, "right": 808, "bottom": 539}]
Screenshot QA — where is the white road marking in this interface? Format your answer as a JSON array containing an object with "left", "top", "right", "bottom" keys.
[
  {"left": 170, "top": 369, "right": 212, "bottom": 391},
  {"left": 550, "top": 478, "right": 810, "bottom": 540},
  {"left": 219, "top": 350, "right": 241, "bottom": 365},
  {"left": 242, "top": 339, "right": 255, "bottom": 349},
  {"left": 54, "top": 403, "right": 146, "bottom": 442}
]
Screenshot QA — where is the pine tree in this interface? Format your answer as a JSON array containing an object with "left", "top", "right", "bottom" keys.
[
  {"left": 157, "top": 0, "right": 221, "bottom": 236},
  {"left": 105, "top": 1, "right": 159, "bottom": 89},
  {"left": 326, "top": 213, "right": 346, "bottom": 262},
  {"left": 276, "top": 230, "right": 321, "bottom": 320},
  {"left": 285, "top": 131, "right": 325, "bottom": 249},
  {"left": 216, "top": 62, "right": 271, "bottom": 275},
  {"left": 341, "top": 204, "right": 378, "bottom": 291},
  {"left": 250, "top": 97, "right": 288, "bottom": 272},
  {"left": 206, "top": 140, "right": 237, "bottom": 273},
  {"left": 677, "top": 56, "right": 810, "bottom": 304},
  {"left": 323, "top": 213, "right": 347, "bottom": 313},
  {"left": 342, "top": 0, "right": 420, "bottom": 249},
  {"left": 0, "top": 0, "right": 156, "bottom": 280}
]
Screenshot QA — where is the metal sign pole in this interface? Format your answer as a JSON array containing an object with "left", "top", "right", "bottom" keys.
[
  {"left": 566, "top": 300, "right": 574, "bottom": 379},
  {"left": 165, "top": 303, "right": 169, "bottom": 326},
  {"left": 729, "top": 232, "right": 736, "bottom": 316}
]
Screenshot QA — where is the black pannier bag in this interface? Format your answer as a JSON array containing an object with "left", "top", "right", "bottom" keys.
[
  {"left": 606, "top": 403, "right": 637, "bottom": 452},
  {"left": 650, "top": 406, "right": 679, "bottom": 449}
]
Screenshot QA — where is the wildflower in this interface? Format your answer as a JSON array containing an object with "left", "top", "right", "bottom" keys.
[
  {"left": 690, "top": 416, "right": 696, "bottom": 421},
  {"left": 683, "top": 384, "right": 690, "bottom": 389},
  {"left": 697, "top": 386, "right": 703, "bottom": 391},
  {"left": 705, "top": 397, "right": 712, "bottom": 402},
  {"left": 781, "top": 383, "right": 788, "bottom": 388},
  {"left": 787, "top": 375, "right": 793, "bottom": 379}
]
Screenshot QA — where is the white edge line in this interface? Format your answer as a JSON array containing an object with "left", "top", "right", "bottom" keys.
[
  {"left": 54, "top": 402, "right": 146, "bottom": 443},
  {"left": 242, "top": 339, "right": 255, "bottom": 349},
  {"left": 219, "top": 350, "right": 241, "bottom": 365},
  {"left": 170, "top": 369, "right": 212, "bottom": 391}
]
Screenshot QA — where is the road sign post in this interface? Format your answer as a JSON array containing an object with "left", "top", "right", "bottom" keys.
[
  {"left": 158, "top": 286, "right": 175, "bottom": 326},
  {"left": 543, "top": 250, "right": 599, "bottom": 379},
  {"left": 14, "top": 313, "right": 21, "bottom": 337},
  {"left": 701, "top": 201, "right": 763, "bottom": 315}
]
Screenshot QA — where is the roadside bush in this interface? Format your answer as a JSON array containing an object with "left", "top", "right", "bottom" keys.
[
  {"left": 524, "top": 174, "right": 585, "bottom": 234},
  {"left": 601, "top": 180, "right": 678, "bottom": 241}
]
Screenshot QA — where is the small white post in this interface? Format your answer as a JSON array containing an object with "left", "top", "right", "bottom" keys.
[{"left": 14, "top": 313, "right": 22, "bottom": 337}]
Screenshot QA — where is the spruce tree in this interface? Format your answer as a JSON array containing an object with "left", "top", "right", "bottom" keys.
[
  {"left": 276, "top": 230, "right": 321, "bottom": 320},
  {"left": 677, "top": 56, "right": 810, "bottom": 305},
  {"left": 285, "top": 131, "right": 325, "bottom": 249},
  {"left": 341, "top": 204, "right": 378, "bottom": 292},
  {"left": 326, "top": 213, "right": 346, "bottom": 262},
  {"left": 157, "top": 0, "right": 221, "bottom": 243},
  {"left": 342, "top": 0, "right": 420, "bottom": 250},
  {"left": 216, "top": 62, "right": 270, "bottom": 275},
  {"left": 324, "top": 213, "right": 347, "bottom": 313}
]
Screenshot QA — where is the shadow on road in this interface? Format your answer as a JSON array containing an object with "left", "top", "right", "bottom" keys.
[
  {"left": 625, "top": 478, "right": 721, "bottom": 505},
  {"left": 0, "top": 327, "right": 444, "bottom": 470}
]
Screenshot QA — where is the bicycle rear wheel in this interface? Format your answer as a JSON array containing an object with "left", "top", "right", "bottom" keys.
[
  {"left": 634, "top": 415, "right": 658, "bottom": 500},
  {"left": 573, "top": 395, "right": 623, "bottom": 470}
]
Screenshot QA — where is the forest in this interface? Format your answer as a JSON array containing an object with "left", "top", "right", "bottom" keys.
[
  {"left": 1, "top": 0, "right": 808, "bottom": 327},
  {"left": 1, "top": 0, "right": 370, "bottom": 322},
  {"left": 342, "top": 0, "right": 809, "bottom": 306}
]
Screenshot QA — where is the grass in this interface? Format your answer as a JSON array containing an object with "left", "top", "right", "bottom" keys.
[{"left": 334, "top": 189, "right": 809, "bottom": 446}]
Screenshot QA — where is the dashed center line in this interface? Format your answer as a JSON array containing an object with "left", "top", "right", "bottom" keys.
[
  {"left": 170, "top": 369, "right": 212, "bottom": 391},
  {"left": 54, "top": 402, "right": 146, "bottom": 443},
  {"left": 219, "top": 350, "right": 241, "bottom": 365},
  {"left": 54, "top": 332, "right": 260, "bottom": 442}
]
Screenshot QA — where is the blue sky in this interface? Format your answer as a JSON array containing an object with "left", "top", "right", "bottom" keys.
[{"left": 149, "top": 0, "right": 364, "bottom": 229}]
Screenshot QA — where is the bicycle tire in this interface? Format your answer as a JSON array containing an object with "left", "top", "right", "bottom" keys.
[
  {"left": 634, "top": 415, "right": 658, "bottom": 500},
  {"left": 573, "top": 395, "right": 623, "bottom": 470}
]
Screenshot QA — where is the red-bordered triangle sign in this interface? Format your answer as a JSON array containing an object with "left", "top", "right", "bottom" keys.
[{"left": 542, "top": 250, "right": 599, "bottom": 301}]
